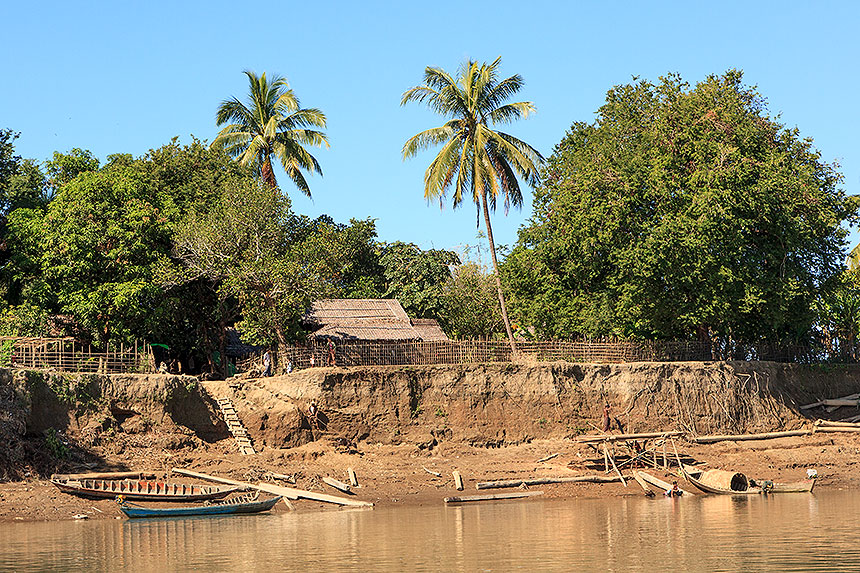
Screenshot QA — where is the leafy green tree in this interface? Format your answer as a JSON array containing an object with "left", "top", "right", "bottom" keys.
[
  {"left": 814, "top": 270, "right": 860, "bottom": 361},
  {"left": 377, "top": 241, "right": 459, "bottom": 319},
  {"left": 213, "top": 71, "right": 328, "bottom": 197},
  {"left": 439, "top": 262, "right": 503, "bottom": 339},
  {"left": 45, "top": 148, "right": 99, "bottom": 193},
  {"left": 507, "top": 70, "right": 854, "bottom": 346},
  {"left": 401, "top": 57, "right": 544, "bottom": 352},
  {"left": 4, "top": 141, "right": 247, "bottom": 356}
]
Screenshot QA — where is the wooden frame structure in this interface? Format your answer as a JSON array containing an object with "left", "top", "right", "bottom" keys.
[{"left": 0, "top": 337, "right": 155, "bottom": 374}]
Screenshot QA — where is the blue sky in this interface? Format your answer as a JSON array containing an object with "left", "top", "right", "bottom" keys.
[{"left": 2, "top": 1, "right": 858, "bottom": 259}]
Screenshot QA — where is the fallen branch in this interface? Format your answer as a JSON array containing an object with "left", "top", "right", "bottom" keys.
[
  {"left": 691, "top": 430, "right": 811, "bottom": 444},
  {"left": 422, "top": 467, "right": 442, "bottom": 477},
  {"left": 476, "top": 475, "right": 622, "bottom": 490},
  {"left": 536, "top": 453, "right": 560, "bottom": 463}
]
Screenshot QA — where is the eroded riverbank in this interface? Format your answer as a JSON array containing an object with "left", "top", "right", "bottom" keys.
[{"left": 2, "top": 361, "right": 860, "bottom": 521}]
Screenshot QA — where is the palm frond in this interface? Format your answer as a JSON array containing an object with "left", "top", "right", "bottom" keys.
[{"left": 401, "top": 125, "right": 456, "bottom": 159}]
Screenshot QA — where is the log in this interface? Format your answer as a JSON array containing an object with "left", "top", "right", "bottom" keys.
[
  {"left": 636, "top": 471, "right": 689, "bottom": 496},
  {"left": 814, "top": 419, "right": 860, "bottom": 428},
  {"left": 536, "top": 453, "right": 560, "bottom": 463},
  {"left": 322, "top": 476, "right": 352, "bottom": 494},
  {"left": 171, "top": 468, "right": 372, "bottom": 507},
  {"left": 691, "top": 430, "right": 811, "bottom": 444},
  {"left": 444, "top": 491, "right": 544, "bottom": 503},
  {"left": 815, "top": 426, "right": 860, "bottom": 433},
  {"left": 51, "top": 471, "right": 156, "bottom": 481},
  {"left": 837, "top": 414, "right": 860, "bottom": 423},
  {"left": 452, "top": 470, "right": 464, "bottom": 491},
  {"left": 348, "top": 468, "right": 358, "bottom": 487},
  {"left": 476, "top": 475, "right": 622, "bottom": 490},
  {"left": 577, "top": 431, "right": 683, "bottom": 443},
  {"left": 823, "top": 399, "right": 860, "bottom": 407},
  {"left": 801, "top": 393, "right": 860, "bottom": 410}
]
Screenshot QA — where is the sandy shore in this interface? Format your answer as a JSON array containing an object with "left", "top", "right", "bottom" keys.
[{"left": 3, "top": 431, "right": 859, "bottom": 522}]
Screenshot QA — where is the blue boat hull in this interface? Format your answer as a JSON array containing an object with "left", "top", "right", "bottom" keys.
[{"left": 120, "top": 496, "right": 281, "bottom": 518}]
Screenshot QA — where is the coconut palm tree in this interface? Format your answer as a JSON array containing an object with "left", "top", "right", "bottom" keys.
[
  {"left": 401, "top": 57, "right": 544, "bottom": 352},
  {"left": 213, "top": 71, "right": 328, "bottom": 197}
]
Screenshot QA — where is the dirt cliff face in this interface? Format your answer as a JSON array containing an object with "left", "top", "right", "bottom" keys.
[
  {"left": 3, "top": 361, "right": 859, "bottom": 479},
  {"left": 229, "top": 361, "right": 860, "bottom": 449}
]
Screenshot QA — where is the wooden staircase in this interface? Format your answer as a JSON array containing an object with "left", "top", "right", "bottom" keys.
[{"left": 215, "top": 397, "right": 256, "bottom": 455}]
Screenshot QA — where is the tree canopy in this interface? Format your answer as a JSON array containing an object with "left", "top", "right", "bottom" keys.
[{"left": 506, "top": 70, "right": 855, "bottom": 346}]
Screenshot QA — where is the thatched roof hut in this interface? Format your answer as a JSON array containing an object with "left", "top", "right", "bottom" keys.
[{"left": 303, "top": 299, "right": 448, "bottom": 342}]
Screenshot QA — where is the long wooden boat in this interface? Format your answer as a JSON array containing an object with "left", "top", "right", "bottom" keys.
[
  {"left": 51, "top": 476, "right": 240, "bottom": 501},
  {"left": 119, "top": 493, "right": 281, "bottom": 518},
  {"left": 686, "top": 472, "right": 815, "bottom": 495}
]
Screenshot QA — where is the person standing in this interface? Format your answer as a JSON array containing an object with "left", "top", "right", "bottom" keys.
[{"left": 262, "top": 350, "right": 272, "bottom": 377}]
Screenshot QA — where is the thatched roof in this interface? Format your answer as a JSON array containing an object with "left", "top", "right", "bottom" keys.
[
  {"left": 303, "top": 299, "right": 426, "bottom": 341},
  {"left": 410, "top": 318, "right": 449, "bottom": 341}
]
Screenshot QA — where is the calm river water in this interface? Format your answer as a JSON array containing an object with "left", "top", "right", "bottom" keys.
[{"left": 2, "top": 490, "right": 859, "bottom": 572}]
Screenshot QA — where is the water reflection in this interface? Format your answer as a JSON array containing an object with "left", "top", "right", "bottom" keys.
[{"left": 1, "top": 492, "right": 858, "bottom": 572}]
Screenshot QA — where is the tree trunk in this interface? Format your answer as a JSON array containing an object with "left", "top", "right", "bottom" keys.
[
  {"left": 481, "top": 190, "right": 517, "bottom": 355},
  {"left": 261, "top": 156, "right": 277, "bottom": 188}
]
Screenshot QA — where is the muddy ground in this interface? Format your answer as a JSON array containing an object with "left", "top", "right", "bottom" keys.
[{"left": 2, "top": 361, "right": 860, "bottom": 521}]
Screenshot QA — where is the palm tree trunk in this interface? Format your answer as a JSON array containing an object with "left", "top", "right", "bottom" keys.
[
  {"left": 261, "top": 155, "right": 277, "bottom": 188},
  {"left": 481, "top": 190, "right": 517, "bottom": 355}
]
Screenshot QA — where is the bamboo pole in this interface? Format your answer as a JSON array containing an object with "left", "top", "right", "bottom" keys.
[
  {"left": 692, "top": 430, "right": 812, "bottom": 443},
  {"left": 604, "top": 443, "right": 627, "bottom": 487},
  {"left": 577, "top": 431, "right": 683, "bottom": 443}
]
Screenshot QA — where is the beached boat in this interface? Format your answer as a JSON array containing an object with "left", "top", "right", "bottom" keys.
[
  {"left": 51, "top": 476, "right": 240, "bottom": 501},
  {"left": 685, "top": 469, "right": 815, "bottom": 495},
  {"left": 119, "top": 493, "right": 282, "bottom": 518}
]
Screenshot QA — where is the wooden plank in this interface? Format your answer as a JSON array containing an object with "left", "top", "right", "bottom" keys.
[
  {"left": 452, "top": 470, "right": 464, "bottom": 491},
  {"left": 476, "top": 475, "right": 622, "bottom": 490},
  {"left": 636, "top": 471, "right": 689, "bottom": 496},
  {"left": 444, "top": 491, "right": 544, "bottom": 503},
  {"left": 631, "top": 471, "right": 655, "bottom": 496},
  {"left": 323, "top": 476, "right": 352, "bottom": 494},
  {"left": 691, "top": 429, "right": 811, "bottom": 444},
  {"left": 171, "top": 468, "right": 372, "bottom": 507}
]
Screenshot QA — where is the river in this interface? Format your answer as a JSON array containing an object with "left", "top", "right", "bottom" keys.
[{"left": 2, "top": 490, "right": 859, "bottom": 572}]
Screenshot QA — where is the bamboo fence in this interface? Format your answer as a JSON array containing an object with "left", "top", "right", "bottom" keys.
[{"left": 0, "top": 337, "right": 155, "bottom": 374}]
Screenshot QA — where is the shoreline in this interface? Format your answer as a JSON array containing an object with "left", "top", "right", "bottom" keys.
[{"left": 3, "top": 432, "right": 857, "bottom": 523}]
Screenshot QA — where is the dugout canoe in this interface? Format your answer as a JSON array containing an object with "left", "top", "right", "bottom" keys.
[
  {"left": 119, "top": 493, "right": 281, "bottom": 518},
  {"left": 51, "top": 476, "right": 240, "bottom": 501},
  {"left": 684, "top": 469, "right": 815, "bottom": 495}
]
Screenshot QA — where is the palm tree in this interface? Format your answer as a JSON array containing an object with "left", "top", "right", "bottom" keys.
[
  {"left": 213, "top": 71, "right": 329, "bottom": 197},
  {"left": 401, "top": 57, "right": 544, "bottom": 352}
]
